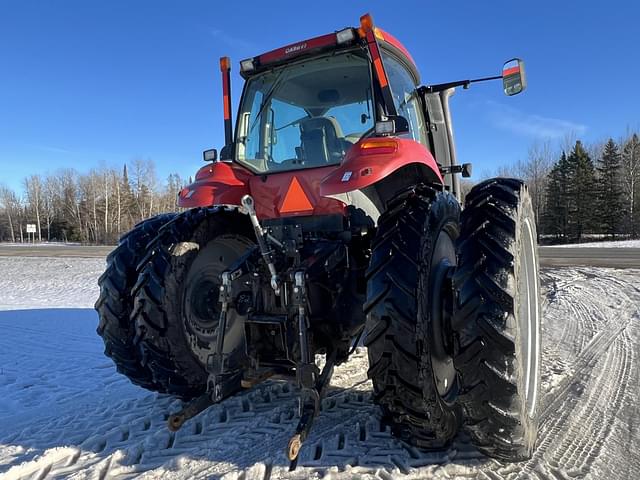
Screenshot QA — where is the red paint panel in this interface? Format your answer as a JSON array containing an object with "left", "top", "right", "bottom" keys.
[
  {"left": 178, "top": 162, "right": 251, "bottom": 208},
  {"left": 178, "top": 161, "right": 344, "bottom": 219},
  {"left": 319, "top": 137, "right": 443, "bottom": 197},
  {"left": 377, "top": 29, "right": 417, "bottom": 71},
  {"left": 248, "top": 166, "right": 345, "bottom": 220},
  {"left": 259, "top": 33, "right": 337, "bottom": 65}
]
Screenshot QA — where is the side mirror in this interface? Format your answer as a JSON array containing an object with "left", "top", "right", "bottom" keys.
[
  {"left": 503, "top": 58, "right": 527, "bottom": 96},
  {"left": 203, "top": 148, "right": 217, "bottom": 162},
  {"left": 375, "top": 115, "right": 410, "bottom": 135}
]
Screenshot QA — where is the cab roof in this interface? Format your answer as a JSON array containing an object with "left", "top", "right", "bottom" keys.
[{"left": 240, "top": 26, "right": 420, "bottom": 84}]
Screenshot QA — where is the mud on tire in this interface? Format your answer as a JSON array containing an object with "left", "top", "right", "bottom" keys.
[
  {"left": 95, "top": 213, "right": 176, "bottom": 391},
  {"left": 453, "top": 178, "right": 541, "bottom": 461},
  {"left": 132, "top": 208, "right": 255, "bottom": 399},
  {"left": 364, "top": 185, "right": 462, "bottom": 449}
]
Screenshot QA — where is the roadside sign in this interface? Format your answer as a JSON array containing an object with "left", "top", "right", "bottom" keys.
[{"left": 26, "top": 224, "right": 36, "bottom": 233}]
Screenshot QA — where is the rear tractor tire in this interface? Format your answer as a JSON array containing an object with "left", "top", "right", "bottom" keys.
[
  {"left": 365, "top": 185, "right": 462, "bottom": 449},
  {"left": 453, "top": 178, "right": 541, "bottom": 461},
  {"left": 95, "top": 213, "right": 176, "bottom": 391},
  {"left": 132, "top": 208, "right": 255, "bottom": 400}
]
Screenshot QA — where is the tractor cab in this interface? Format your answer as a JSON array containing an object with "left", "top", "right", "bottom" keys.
[
  {"left": 180, "top": 14, "right": 526, "bottom": 221},
  {"left": 231, "top": 23, "right": 426, "bottom": 172}
]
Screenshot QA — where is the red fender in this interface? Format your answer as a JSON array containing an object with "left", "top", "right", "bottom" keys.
[
  {"left": 178, "top": 162, "right": 251, "bottom": 208},
  {"left": 319, "top": 137, "right": 443, "bottom": 197}
]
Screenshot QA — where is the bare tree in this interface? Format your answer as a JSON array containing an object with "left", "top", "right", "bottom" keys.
[
  {"left": 130, "top": 158, "right": 158, "bottom": 219},
  {"left": 493, "top": 140, "right": 553, "bottom": 235},
  {"left": 0, "top": 185, "right": 19, "bottom": 242},
  {"left": 3, "top": 159, "right": 184, "bottom": 244},
  {"left": 523, "top": 140, "right": 554, "bottom": 230},
  {"left": 621, "top": 133, "right": 640, "bottom": 237},
  {"left": 24, "top": 175, "right": 43, "bottom": 242}
]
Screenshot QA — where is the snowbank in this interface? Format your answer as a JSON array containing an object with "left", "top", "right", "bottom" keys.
[{"left": 554, "top": 239, "right": 640, "bottom": 248}]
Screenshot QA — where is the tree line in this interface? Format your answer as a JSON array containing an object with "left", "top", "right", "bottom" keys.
[
  {"left": 2, "top": 131, "right": 639, "bottom": 245},
  {"left": 496, "top": 131, "right": 640, "bottom": 243},
  {"left": 0, "top": 159, "right": 187, "bottom": 244}
]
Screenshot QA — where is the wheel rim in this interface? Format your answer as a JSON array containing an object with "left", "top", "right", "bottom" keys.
[
  {"left": 429, "top": 228, "right": 458, "bottom": 399},
  {"left": 519, "top": 217, "right": 540, "bottom": 417},
  {"left": 182, "top": 236, "right": 252, "bottom": 363}
]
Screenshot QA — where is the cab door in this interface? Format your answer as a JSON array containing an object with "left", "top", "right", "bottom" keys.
[{"left": 419, "top": 88, "right": 460, "bottom": 200}]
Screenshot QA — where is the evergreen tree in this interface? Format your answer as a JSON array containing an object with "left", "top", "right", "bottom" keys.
[
  {"left": 565, "top": 141, "right": 597, "bottom": 242},
  {"left": 595, "top": 139, "right": 624, "bottom": 237},
  {"left": 542, "top": 152, "right": 570, "bottom": 241}
]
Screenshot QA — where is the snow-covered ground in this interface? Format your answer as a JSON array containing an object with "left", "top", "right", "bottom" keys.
[
  {"left": 553, "top": 239, "right": 640, "bottom": 248},
  {"left": 1, "top": 257, "right": 639, "bottom": 479}
]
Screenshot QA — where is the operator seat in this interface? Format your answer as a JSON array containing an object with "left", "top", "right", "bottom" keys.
[{"left": 299, "top": 117, "right": 347, "bottom": 166}]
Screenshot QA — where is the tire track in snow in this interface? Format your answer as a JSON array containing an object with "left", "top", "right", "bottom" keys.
[
  {"left": 543, "top": 330, "right": 632, "bottom": 479},
  {"left": 515, "top": 269, "right": 640, "bottom": 480}
]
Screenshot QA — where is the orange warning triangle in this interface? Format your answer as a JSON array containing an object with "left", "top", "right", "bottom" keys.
[{"left": 279, "top": 177, "right": 314, "bottom": 214}]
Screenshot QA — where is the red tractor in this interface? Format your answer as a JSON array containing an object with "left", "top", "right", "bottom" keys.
[{"left": 96, "top": 13, "right": 540, "bottom": 465}]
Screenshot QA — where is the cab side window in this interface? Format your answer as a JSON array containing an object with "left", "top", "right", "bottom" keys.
[{"left": 381, "top": 52, "right": 428, "bottom": 147}]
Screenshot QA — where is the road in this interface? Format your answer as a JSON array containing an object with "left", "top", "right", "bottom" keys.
[
  {"left": 538, "top": 246, "right": 640, "bottom": 268},
  {"left": 0, "top": 244, "right": 115, "bottom": 258},
  {"left": 2, "top": 244, "right": 640, "bottom": 268}
]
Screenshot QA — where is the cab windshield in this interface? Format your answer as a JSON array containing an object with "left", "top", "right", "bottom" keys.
[{"left": 234, "top": 52, "right": 374, "bottom": 173}]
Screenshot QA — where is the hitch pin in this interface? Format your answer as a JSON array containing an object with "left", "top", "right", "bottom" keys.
[
  {"left": 167, "top": 392, "right": 214, "bottom": 432},
  {"left": 241, "top": 195, "right": 280, "bottom": 295}
]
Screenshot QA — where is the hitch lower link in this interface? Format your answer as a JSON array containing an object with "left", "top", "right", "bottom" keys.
[
  {"left": 287, "top": 271, "right": 336, "bottom": 468},
  {"left": 167, "top": 271, "right": 237, "bottom": 431}
]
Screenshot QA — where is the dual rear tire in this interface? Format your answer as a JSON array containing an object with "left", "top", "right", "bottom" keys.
[
  {"left": 365, "top": 179, "right": 541, "bottom": 462},
  {"left": 131, "top": 208, "right": 254, "bottom": 399},
  {"left": 364, "top": 185, "right": 461, "bottom": 448},
  {"left": 96, "top": 208, "right": 254, "bottom": 399},
  {"left": 95, "top": 214, "right": 176, "bottom": 392}
]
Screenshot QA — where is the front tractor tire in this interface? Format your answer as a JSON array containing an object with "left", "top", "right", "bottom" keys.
[
  {"left": 365, "top": 185, "right": 462, "bottom": 449},
  {"left": 453, "top": 178, "right": 541, "bottom": 461},
  {"left": 132, "top": 208, "right": 255, "bottom": 399},
  {"left": 95, "top": 213, "right": 176, "bottom": 391}
]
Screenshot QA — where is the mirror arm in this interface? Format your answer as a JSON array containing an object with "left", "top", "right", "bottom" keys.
[{"left": 421, "top": 75, "right": 502, "bottom": 94}]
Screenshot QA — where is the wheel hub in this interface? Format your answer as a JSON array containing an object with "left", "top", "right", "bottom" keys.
[
  {"left": 188, "top": 277, "right": 220, "bottom": 330},
  {"left": 181, "top": 236, "right": 253, "bottom": 365},
  {"left": 429, "top": 258, "right": 457, "bottom": 399},
  {"left": 428, "top": 229, "right": 458, "bottom": 401}
]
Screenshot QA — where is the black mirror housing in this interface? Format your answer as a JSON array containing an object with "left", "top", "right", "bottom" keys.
[
  {"left": 219, "top": 144, "right": 234, "bottom": 161},
  {"left": 503, "top": 58, "right": 527, "bottom": 96}
]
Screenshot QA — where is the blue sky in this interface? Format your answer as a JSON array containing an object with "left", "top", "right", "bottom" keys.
[{"left": 1, "top": 0, "right": 639, "bottom": 192}]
